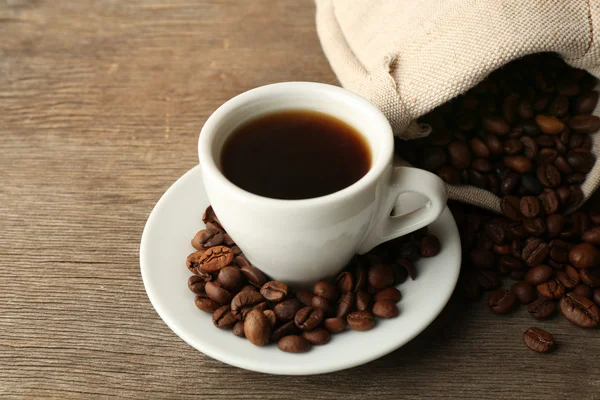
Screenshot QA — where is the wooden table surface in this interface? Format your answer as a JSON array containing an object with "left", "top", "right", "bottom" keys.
[{"left": 1, "top": 1, "right": 599, "bottom": 398}]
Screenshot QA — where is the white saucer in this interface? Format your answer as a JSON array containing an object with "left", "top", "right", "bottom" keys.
[{"left": 140, "top": 165, "right": 461, "bottom": 375}]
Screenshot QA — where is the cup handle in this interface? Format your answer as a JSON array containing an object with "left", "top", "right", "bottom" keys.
[{"left": 357, "top": 167, "right": 447, "bottom": 254}]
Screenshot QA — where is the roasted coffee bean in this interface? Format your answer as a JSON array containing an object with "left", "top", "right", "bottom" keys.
[
  {"left": 594, "top": 289, "right": 600, "bottom": 307},
  {"left": 569, "top": 242, "right": 600, "bottom": 269},
  {"left": 477, "top": 270, "right": 501, "bottom": 290},
  {"left": 370, "top": 300, "right": 398, "bottom": 318},
  {"left": 539, "top": 189, "right": 559, "bottom": 214},
  {"left": 230, "top": 291, "right": 265, "bottom": 320},
  {"left": 568, "top": 115, "right": 600, "bottom": 134},
  {"left": 574, "top": 91, "right": 599, "bottom": 115},
  {"left": 523, "top": 327, "right": 555, "bottom": 353},
  {"left": 573, "top": 284, "right": 593, "bottom": 299},
  {"left": 481, "top": 115, "right": 510, "bottom": 136},
  {"left": 548, "top": 95, "right": 569, "bottom": 117},
  {"left": 368, "top": 264, "right": 395, "bottom": 290},
  {"left": 230, "top": 246, "right": 242, "bottom": 256},
  {"left": 263, "top": 310, "right": 277, "bottom": 328},
  {"left": 195, "top": 246, "right": 233, "bottom": 273},
  {"left": 194, "top": 295, "right": 220, "bottom": 313},
  {"left": 324, "top": 317, "right": 347, "bottom": 333},
  {"left": 294, "top": 307, "right": 324, "bottom": 331},
  {"left": 240, "top": 284, "right": 258, "bottom": 293},
  {"left": 560, "top": 292, "right": 600, "bottom": 328},
  {"left": 467, "top": 168, "right": 486, "bottom": 187},
  {"left": 295, "top": 289, "right": 315, "bottom": 306},
  {"left": 519, "top": 197, "right": 540, "bottom": 218},
  {"left": 556, "top": 265, "right": 580, "bottom": 289},
  {"left": 240, "top": 264, "right": 268, "bottom": 288},
  {"left": 260, "top": 281, "right": 289, "bottom": 303},
  {"left": 524, "top": 265, "right": 553, "bottom": 286},
  {"left": 420, "top": 234, "right": 441, "bottom": 257},
  {"left": 488, "top": 289, "right": 517, "bottom": 314},
  {"left": 191, "top": 229, "right": 222, "bottom": 250},
  {"left": 501, "top": 172, "right": 521, "bottom": 195},
  {"left": 352, "top": 261, "right": 368, "bottom": 293},
  {"left": 503, "top": 138, "right": 523, "bottom": 155},
  {"left": 270, "top": 320, "right": 298, "bottom": 342},
  {"left": 274, "top": 299, "right": 303, "bottom": 321},
  {"left": 485, "top": 134, "right": 504, "bottom": 155},
  {"left": 205, "top": 281, "right": 232, "bottom": 305},
  {"left": 498, "top": 255, "right": 523, "bottom": 270},
  {"left": 527, "top": 297, "right": 556, "bottom": 320},
  {"left": 536, "top": 164, "right": 561, "bottom": 188},
  {"left": 347, "top": 311, "right": 376, "bottom": 331},
  {"left": 216, "top": 266, "right": 244, "bottom": 293},
  {"left": 521, "top": 174, "right": 543, "bottom": 195},
  {"left": 568, "top": 185, "right": 584, "bottom": 208},
  {"left": 188, "top": 275, "right": 206, "bottom": 295},
  {"left": 277, "top": 335, "right": 311, "bottom": 353},
  {"left": 554, "top": 155, "right": 573, "bottom": 174},
  {"left": 374, "top": 287, "right": 402, "bottom": 303},
  {"left": 517, "top": 98, "right": 535, "bottom": 119},
  {"left": 311, "top": 295, "right": 333, "bottom": 315},
  {"left": 554, "top": 136, "right": 567, "bottom": 155},
  {"left": 470, "top": 137, "right": 490, "bottom": 158},
  {"left": 520, "top": 136, "right": 539, "bottom": 160},
  {"left": 535, "top": 115, "right": 565, "bottom": 135},
  {"left": 313, "top": 280, "right": 339, "bottom": 302},
  {"left": 580, "top": 267, "right": 600, "bottom": 287},
  {"left": 437, "top": 165, "right": 461, "bottom": 184},
  {"left": 537, "top": 278, "right": 565, "bottom": 300},
  {"left": 302, "top": 328, "right": 330, "bottom": 345},
  {"left": 421, "top": 148, "right": 448, "bottom": 171},
  {"left": 504, "top": 156, "right": 532, "bottom": 173},
  {"left": 484, "top": 222, "right": 505, "bottom": 245},
  {"left": 335, "top": 271, "right": 354, "bottom": 294},
  {"left": 547, "top": 214, "right": 566, "bottom": 239},
  {"left": 567, "top": 150, "right": 596, "bottom": 174},
  {"left": 448, "top": 140, "right": 472, "bottom": 169},
  {"left": 511, "top": 281, "right": 536, "bottom": 304},
  {"left": 537, "top": 148, "right": 558, "bottom": 164},
  {"left": 501, "top": 196, "right": 524, "bottom": 221},
  {"left": 232, "top": 321, "right": 245, "bottom": 338},
  {"left": 355, "top": 291, "right": 372, "bottom": 312},
  {"left": 582, "top": 227, "right": 600, "bottom": 245},
  {"left": 523, "top": 218, "right": 546, "bottom": 237},
  {"left": 336, "top": 292, "right": 354, "bottom": 318},
  {"left": 569, "top": 133, "right": 585, "bottom": 150},
  {"left": 213, "top": 305, "right": 237, "bottom": 329},
  {"left": 566, "top": 173, "right": 586, "bottom": 184},
  {"left": 502, "top": 92, "right": 519, "bottom": 123},
  {"left": 202, "top": 206, "right": 224, "bottom": 231},
  {"left": 522, "top": 238, "right": 550, "bottom": 267},
  {"left": 186, "top": 250, "right": 207, "bottom": 274},
  {"left": 487, "top": 174, "right": 501, "bottom": 195},
  {"left": 223, "top": 233, "right": 235, "bottom": 246},
  {"left": 493, "top": 244, "right": 512, "bottom": 255},
  {"left": 549, "top": 239, "right": 570, "bottom": 263}
]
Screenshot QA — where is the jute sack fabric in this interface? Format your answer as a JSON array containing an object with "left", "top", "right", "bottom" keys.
[{"left": 316, "top": 0, "right": 600, "bottom": 213}]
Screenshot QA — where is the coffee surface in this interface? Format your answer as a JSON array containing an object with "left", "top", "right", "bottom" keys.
[{"left": 221, "top": 110, "right": 371, "bottom": 200}]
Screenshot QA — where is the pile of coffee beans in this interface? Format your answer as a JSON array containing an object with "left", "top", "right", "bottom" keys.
[
  {"left": 394, "top": 53, "right": 600, "bottom": 353},
  {"left": 186, "top": 206, "right": 441, "bottom": 353}
]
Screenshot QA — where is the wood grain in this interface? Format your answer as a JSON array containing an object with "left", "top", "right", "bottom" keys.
[{"left": 1, "top": 1, "right": 598, "bottom": 399}]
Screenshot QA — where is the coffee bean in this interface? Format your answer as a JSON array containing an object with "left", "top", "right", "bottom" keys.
[
  {"left": 535, "top": 115, "right": 565, "bottom": 135},
  {"left": 549, "top": 239, "right": 570, "bottom": 263},
  {"left": 335, "top": 271, "right": 354, "bottom": 294},
  {"left": 421, "top": 148, "right": 448, "bottom": 171},
  {"left": 274, "top": 299, "right": 303, "bottom": 321},
  {"left": 194, "top": 295, "right": 220, "bottom": 313},
  {"left": 537, "top": 278, "right": 565, "bottom": 300},
  {"left": 240, "top": 264, "right": 268, "bottom": 288},
  {"left": 501, "top": 196, "right": 524, "bottom": 221},
  {"left": 302, "top": 328, "right": 330, "bottom": 345},
  {"left": 294, "top": 307, "right": 324, "bottom": 331},
  {"left": 537, "top": 164, "right": 561, "bottom": 188},
  {"left": 522, "top": 238, "right": 550, "bottom": 267},
  {"left": 308, "top": 296, "right": 331, "bottom": 316},
  {"left": 524, "top": 265, "right": 553, "bottom": 286},
  {"left": 519, "top": 136, "right": 538, "bottom": 160},
  {"left": 347, "top": 311, "right": 376, "bottom": 331},
  {"left": 485, "top": 134, "right": 504, "bottom": 155},
  {"left": 205, "top": 281, "right": 232, "bottom": 305},
  {"left": 574, "top": 91, "right": 599, "bottom": 115},
  {"left": 539, "top": 189, "right": 559, "bottom": 214},
  {"left": 527, "top": 297, "right": 556, "bottom": 320},
  {"left": 313, "top": 280, "right": 339, "bottom": 303},
  {"left": 554, "top": 155, "right": 573, "bottom": 174},
  {"left": 568, "top": 185, "right": 584, "bottom": 208},
  {"left": 517, "top": 98, "right": 535, "bottom": 119},
  {"left": 594, "top": 289, "right": 600, "bottom": 307},
  {"left": 503, "top": 138, "right": 523, "bottom": 155},
  {"left": 202, "top": 206, "right": 224, "bottom": 231},
  {"left": 448, "top": 140, "right": 472, "bottom": 169},
  {"left": 501, "top": 172, "right": 521, "bottom": 195},
  {"left": 498, "top": 255, "right": 524, "bottom": 270},
  {"left": 521, "top": 174, "right": 543, "bottom": 195},
  {"left": 470, "top": 137, "right": 490, "bottom": 158},
  {"left": 260, "top": 281, "right": 289, "bottom": 303},
  {"left": 523, "top": 327, "right": 555, "bottom": 353},
  {"left": 567, "top": 150, "right": 596, "bottom": 174},
  {"left": 477, "top": 270, "right": 501, "bottom": 290},
  {"left": 195, "top": 246, "right": 233, "bottom": 273},
  {"left": 537, "top": 135, "right": 555, "bottom": 147},
  {"left": 548, "top": 95, "right": 569, "bottom": 117},
  {"left": 191, "top": 229, "right": 221, "bottom": 250},
  {"left": 520, "top": 197, "right": 540, "bottom": 218},
  {"left": 232, "top": 321, "right": 245, "bottom": 338},
  {"left": 493, "top": 244, "right": 511, "bottom": 255},
  {"left": 240, "top": 284, "right": 257, "bottom": 293},
  {"left": 556, "top": 265, "right": 580, "bottom": 289},
  {"left": 569, "top": 242, "right": 600, "bottom": 269},
  {"left": 216, "top": 266, "right": 244, "bottom": 293},
  {"left": 488, "top": 289, "right": 517, "bottom": 314},
  {"left": 372, "top": 300, "right": 400, "bottom": 318},
  {"left": 504, "top": 156, "right": 532, "bottom": 173},
  {"left": 213, "top": 305, "right": 237, "bottom": 329},
  {"left": 511, "top": 281, "right": 536, "bottom": 304},
  {"left": 582, "top": 227, "right": 600, "bottom": 246},
  {"left": 332, "top": 292, "right": 352, "bottom": 318},
  {"left": 420, "top": 234, "right": 441, "bottom": 257},
  {"left": 580, "top": 267, "right": 600, "bottom": 287},
  {"left": 437, "top": 165, "right": 462, "bottom": 184},
  {"left": 573, "top": 284, "right": 593, "bottom": 298},
  {"left": 368, "top": 264, "right": 395, "bottom": 290},
  {"left": 560, "top": 292, "right": 600, "bottom": 328},
  {"left": 295, "top": 289, "right": 315, "bottom": 306},
  {"left": 483, "top": 222, "right": 505, "bottom": 245},
  {"left": 230, "top": 291, "right": 265, "bottom": 320},
  {"left": 537, "top": 148, "right": 558, "bottom": 164},
  {"left": 374, "top": 287, "right": 402, "bottom": 303},
  {"left": 568, "top": 115, "right": 600, "bottom": 134},
  {"left": 188, "top": 275, "right": 206, "bottom": 295},
  {"left": 277, "top": 335, "right": 311, "bottom": 353},
  {"left": 566, "top": 173, "right": 586, "bottom": 184},
  {"left": 523, "top": 218, "right": 546, "bottom": 237},
  {"left": 271, "top": 320, "right": 299, "bottom": 342},
  {"left": 547, "top": 214, "right": 566, "bottom": 239},
  {"left": 324, "top": 317, "right": 347, "bottom": 333}
]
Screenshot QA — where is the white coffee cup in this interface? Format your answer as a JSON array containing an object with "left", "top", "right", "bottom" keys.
[{"left": 198, "top": 82, "right": 447, "bottom": 286}]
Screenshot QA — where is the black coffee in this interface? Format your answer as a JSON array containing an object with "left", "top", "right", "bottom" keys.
[{"left": 220, "top": 110, "right": 371, "bottom": 200}]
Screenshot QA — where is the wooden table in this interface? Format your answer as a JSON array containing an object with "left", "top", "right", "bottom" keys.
[{"left": 1, "top": 1, "right": 598, "bottom": 398}]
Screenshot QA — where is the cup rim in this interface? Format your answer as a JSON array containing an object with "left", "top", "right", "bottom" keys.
[{"left": 198, "top": 82, "right": 394, "bottom": 208}]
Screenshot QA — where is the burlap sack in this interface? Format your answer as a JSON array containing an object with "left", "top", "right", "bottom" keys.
[{"left": 316, "top": 0, "right": 600, "bottom": 213}]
